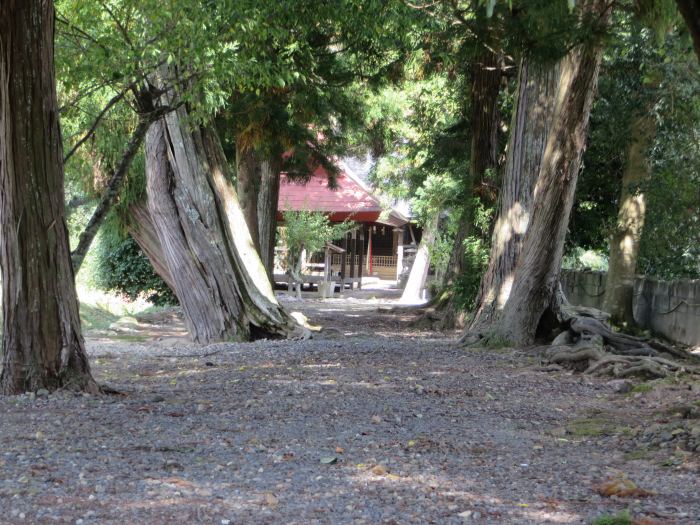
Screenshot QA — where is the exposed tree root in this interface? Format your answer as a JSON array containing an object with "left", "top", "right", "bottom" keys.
[
  {"left": 457, "top": 284, "right": 699, "bottom": 378},
  {"left": 544, "top": 288, "right": 699, "bottom": 379}
]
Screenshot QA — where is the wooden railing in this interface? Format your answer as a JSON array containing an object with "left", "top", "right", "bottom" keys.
[{"left": 330, "top": 254, "right": 397, "bottom": 267}]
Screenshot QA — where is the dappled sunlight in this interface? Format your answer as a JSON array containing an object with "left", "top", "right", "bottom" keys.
[
  {"left": 343, "top": 464, "right": 584, "bottom": 524},
  {"left": 497, "top": 274, "right": 515, "bottom": 309}
]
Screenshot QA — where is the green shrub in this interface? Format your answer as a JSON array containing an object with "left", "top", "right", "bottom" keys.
[
  {"left": 94, "top": 234, "right": 177, "bottom": 306},
  {"left": 451, "top": 236, "right": 490, "bottom": 312}
]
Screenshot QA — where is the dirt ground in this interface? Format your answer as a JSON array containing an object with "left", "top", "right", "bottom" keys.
[{"left": 0, "top": 289, "right": 698, "bottom": 524}]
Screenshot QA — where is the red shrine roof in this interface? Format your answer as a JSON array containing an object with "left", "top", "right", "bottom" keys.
[{"left": 277, "top": 164, "right": 408, "bottom": 227}]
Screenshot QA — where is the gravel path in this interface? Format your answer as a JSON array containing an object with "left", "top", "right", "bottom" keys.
[{"left": 0, "top": 293, "right": 698, "bottom": 524}]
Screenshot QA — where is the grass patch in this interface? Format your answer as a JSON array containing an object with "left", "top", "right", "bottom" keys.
[
  {"left": 481, "top": 333, "right": 512, "bottom": 349},
  {"left": 623, "top": 448, "right": 651, "bottom": 461},
  {"left": 630, "top": 383, "right": 653, "bottom": 394},
  {"left": 591, "top": 510, "right": 632, "bottom": 525},
  {"left": 79, "top": 303, "right": 120, "bottom": 331},
  {"left": 565, "top": 417, "right": 617, "bottom": 437}
]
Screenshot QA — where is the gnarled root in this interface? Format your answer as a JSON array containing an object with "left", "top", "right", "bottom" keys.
[
  {"left": 541, "top": 285, "right": 700, "bottom": 378},
  {"left": 544, "top": 315, "right": 699, "bottom": 379}
]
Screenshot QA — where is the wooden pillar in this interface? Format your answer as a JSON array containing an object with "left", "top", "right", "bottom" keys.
[
  {"left": 340, "top": 233, "right": 348, "bottom": 293},
  {"left": 357, "top": 225, "right": 364, "bottom": 290},
  {"left": 367, "top": 224, "right": 373, "bottom": 276},
  {"left": 349, "top": 230, "right": 356, "bottom": 288},
  {"left": 395, "top": 227, "right": 404, "bottom": 281}
]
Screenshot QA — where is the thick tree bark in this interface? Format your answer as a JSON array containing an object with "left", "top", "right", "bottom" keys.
[
  {"left": 467, "top": 58, "right": 561, "bottom": 335},
  {"left": 400, "top": 213, "right": 440, "bottom": 304},
  {"left": 676, "top": 0, "right": 700, "bottom": 65},
  {"left": 436, "top": 49, "right": 502, "bottom": 328},
  {"left": 236, "top": 139, "right": 261, "bottom": 254},
  {"left": 602, "top": 113, "right": 655, "bottom": 326},
  {"left": 0, "top": 0, "right": 98, "bottom": 394},
  {"left": 493, "top": 1, "right": 609, "bottom": 346},
  {"left": 127, "top": 201, "right": 176, "bottom": 291},
  {"left": 144, "top": 106, "right": 304, "bottom": 343},
  {"left": 444, "top": 49, "right": 501, "bottom": 287},
  {"left": 257, "top": 155, "right": 282, "bottom": 279}
]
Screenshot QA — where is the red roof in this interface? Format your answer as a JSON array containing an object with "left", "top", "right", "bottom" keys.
[{"left": 277, "top": 165, "right": 407, "bottom": 227}]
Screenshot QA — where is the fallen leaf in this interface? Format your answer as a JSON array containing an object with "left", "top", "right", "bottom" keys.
[
  {"left": 163, "top": 477, "right": 195, "bottom": 489},
  {"left": 371, "top": 464, "right": 388, "bottom": 476},
  {"left": 335, "top": 446, "right": 345, "bottom": 454},
  {"left": 320, "top": 456, "right": 337, "bottom": 465},
  {"left": 595, "top": 477, "right": 654, "bottom": 498},
  {"left": 264, "top": 492, "right": 278, "bottom": 507},
  {"left": 371, "top": 415, "right": 382, "bottom": 424}
]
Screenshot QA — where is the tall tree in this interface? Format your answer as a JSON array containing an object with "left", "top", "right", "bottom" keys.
[
  {"left": 400, "top": 212, "right": 440, "bottom": 304},
  {"left": 438, "top": 45, "right": 502, "bottom": 327},
  {"left": 490, "top": 0, "right": 611, "bottom": 346},
  {"left": 143, "top": 101, "right": 306, "bottom": 343},
  {"left": 0, "top": 0, "right": 98, "bottom": 394},
  {"left": 601, "top": 112, "right": 655, "bottom": 326},
  {"left": 467, "top": 57, "right": 561, "bottom": 336}
]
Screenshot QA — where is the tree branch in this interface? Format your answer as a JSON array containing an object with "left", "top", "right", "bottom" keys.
[
  {"left": 71, "top": 105, "right": 177, "bottom": 273},
  {"left": 63, "top": 89, "right": 128, "bottom": 163}
]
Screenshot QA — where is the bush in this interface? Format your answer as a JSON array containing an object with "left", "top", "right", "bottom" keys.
[
  {"left": 94, "top": 234, "right": 177, "bottom": 306},
  {"left": 451, "top": 236, "right": 490, "bottom": 312},
  {"left": 280, "top": 210, "right": 354, "bottom": 277},
  {"left": 562, "top": 247, "right": 609, "bottom": 272}
]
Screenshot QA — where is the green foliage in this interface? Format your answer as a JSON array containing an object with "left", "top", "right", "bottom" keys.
[
  {"left": 562, "top": 247, "right": 609, "bottom": 272},
  {"left": 591, "top": 509, "right": 632, "bottom": 525},
  {"left": 280, "top": 210, "right": 355, "bottom": 276},
  {"left": 451, "top": 236, "right": 490, "bottom": 312},
  {"left": 571, "top": 19, "right": 700, "bottom": 279},
  {"left": 94, "top": 231, "right": 176, "bottom": 306}
]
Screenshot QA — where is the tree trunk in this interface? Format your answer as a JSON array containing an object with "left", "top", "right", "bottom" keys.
[
  {"left": 127, "top": 201, "right": 176, "bottom": 291},
  {"left": 444, "top": 49, "right": 501, "bottom": 287},
  {"left": 676, "top": 0, "right": 700, "bottom": 65},
  {"left": 493, "top": 2, "right": 609, "bottom": 346},
  {"left": 144, "top": 106, "right": 304, "bottom": 343},
  {"left": 468, "top": 57, "right": 561, "bottom": 335},
  {"left": 437, "top": 48, "right": 502, "bottom": 328},
  {"left": 257, "top": 154, "right": 282, "bottom": 279},
  {"left": 602, "top": 113, "right": 655, "bottom": 326},
  {"left": 400, "top": 213, "right": 440, "bottom": 304},
  {"left": 236, "top": 139, "right": 261, "bottom": 254},
  {"left": 0, "top": 0, "right": 98, "bottom": 394}
]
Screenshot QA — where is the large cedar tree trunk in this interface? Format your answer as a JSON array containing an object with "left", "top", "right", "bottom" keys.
[
  {"left": 235, "top": 140, "right": 282, "bottom": 278},
  {"left": 144, "top": 108, "right": 303, "bottom": 343},
  {"left": 257, "top": 155, "right": 283, "bottom": 279},
  {"left": 492, "top": 1, "right": 609, "bottom": 346},
  {"left": 235, "top": 140, "right": 261, "bottom": 254},
  {"left": 447, "top": 50, "right": 502, "bottom": 279},
  {"left": 127, "top": 201, "right": 176, "bottom": 291},
  {"left": 400, "top": 213, "right": 440, "bottom": 304},
  {"left": 438, "top": 49, "right": 502, "bottom": 328},
  {"left": 467, "top": 58, "right": 561, "bottom": 335},
  {"left": 0, "top": 0, "right": 98, "bottom": 394},
  {"left": 602, "top": 113, "right": 655, "bottom": 326}
]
